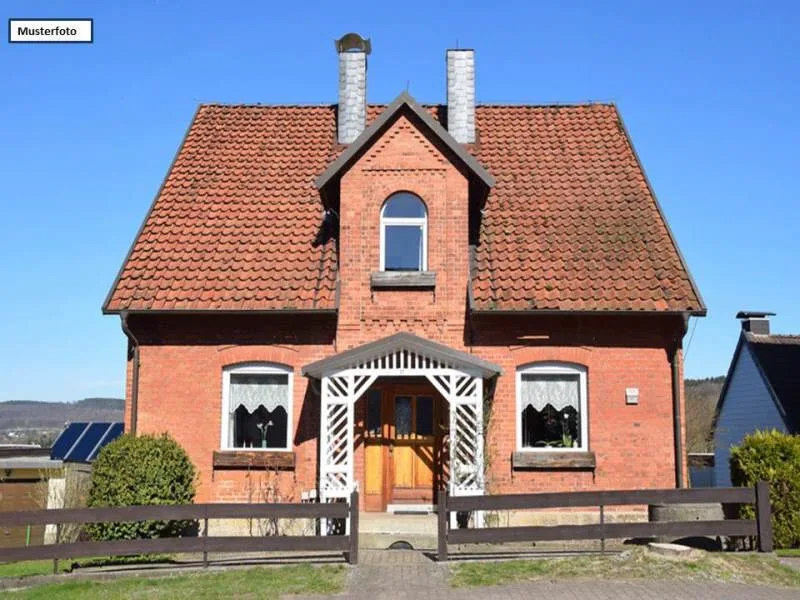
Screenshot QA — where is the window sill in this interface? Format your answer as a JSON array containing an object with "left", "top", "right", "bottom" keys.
[
  {"left": 213, "top": 450, "right": 295, "bottom": 471},
  {"left": 512, "top": 450, "right": 596, "bottom": 470},
  {"left": 370, "top": 271, "right": 436, "bottom": 289}
]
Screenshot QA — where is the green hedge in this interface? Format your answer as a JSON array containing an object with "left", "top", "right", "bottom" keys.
[
  {"left": 730, "top": 429, "right": 800, "bottom": 549},
  {"left": 86, "top": 433, "right": 197, "bottom": 541}
]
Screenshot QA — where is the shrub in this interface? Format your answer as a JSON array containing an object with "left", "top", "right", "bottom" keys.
[
  {"left": 86, "top": 433, "right": 197, "bottom": 541},
  {"left": 730, "top": 429, "right": 800, "bottom": 549}
]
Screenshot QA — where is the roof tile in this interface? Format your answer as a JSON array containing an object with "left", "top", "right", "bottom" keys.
[{"left": 105, "top": 103, "right": 702, "bottom": 313}]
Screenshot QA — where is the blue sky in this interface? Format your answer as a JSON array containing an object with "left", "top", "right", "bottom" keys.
[{"left": 1, "top": 1, "right": 798, "bottom": 402}]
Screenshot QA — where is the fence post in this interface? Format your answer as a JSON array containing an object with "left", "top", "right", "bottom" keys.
[
  {"left": 53, "top": 522, "right": 60, "bottom": 575},
  {"left": 437, "top": 488, "right": 448, "bottom": 562},
  {"left": 755, "top": 481, "right": 773, "bottom": 552},
  {"left": 203, "top": 511, "right": 209, "bottom": 568},
  {"left": 347, "top": 489, "right": 359, "bottom": 565},
  {"left": 599, "top": 505, "right": 605, "bottom": 555}
]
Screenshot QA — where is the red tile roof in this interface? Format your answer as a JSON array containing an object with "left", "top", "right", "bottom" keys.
[
  {"left": 470, "top": 104, "right": 703, "bottom": 313},
  {"left": 104, "top": 102, "right": 703, "bottom": 314}
]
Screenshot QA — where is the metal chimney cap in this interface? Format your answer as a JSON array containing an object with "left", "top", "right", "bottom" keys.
[
  {"left": 736, "top": 311, "right": 776, "bottom": 319},
  {"left": 335, "top": 33, "right": 371, "bottom": 54}
]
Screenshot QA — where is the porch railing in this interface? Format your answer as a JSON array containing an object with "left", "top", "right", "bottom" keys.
[
  {"left": 436, "top": 483, "right": 772, "bottom": 561},
  {"left": 0, "top": 490, "right": 359, "bottom": 571}
]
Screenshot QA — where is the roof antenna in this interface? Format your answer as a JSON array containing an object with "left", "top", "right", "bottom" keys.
[{"left": 406, "top": 79, "right": 410, "bottom": 92}]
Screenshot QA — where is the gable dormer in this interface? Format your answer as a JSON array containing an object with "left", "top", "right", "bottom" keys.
[{"left": 316, "top": 86, "right": 494, "bottom": 344}]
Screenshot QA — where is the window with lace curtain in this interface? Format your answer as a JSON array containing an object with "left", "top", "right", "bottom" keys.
[
  {"left": 516, "top": 363, "right": 588, "bottom": 452},
  {"left": 221, "top": 363, "right": 293, "bottom": 451}
]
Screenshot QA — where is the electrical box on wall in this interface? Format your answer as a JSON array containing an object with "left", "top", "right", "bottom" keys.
[{"left": 626, "top": 387, "right": 639, "bottom": 405}]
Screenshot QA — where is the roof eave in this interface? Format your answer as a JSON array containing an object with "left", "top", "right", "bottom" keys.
[
  {"left": 469, "top": 307, "right": 707, "bottom": 317},
  {"left": 103, "top": 307, "right": 338, "bottom": 316},
  {"left": 301, "top": 332, "right": 502, "bottom": 380}
]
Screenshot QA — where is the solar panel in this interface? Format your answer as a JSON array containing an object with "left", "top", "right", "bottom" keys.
[
  {"left": 51, "top": 422, "right": 87, "bottom": 460},
  {"left": 87, "top": 422, "right": 124, "bottom": 461},
  {"left": 66, "top": 423, "right": 113, "bottom": 462},
  {"left": 51, "top": 421, "right": 125, "bottom": 462}
]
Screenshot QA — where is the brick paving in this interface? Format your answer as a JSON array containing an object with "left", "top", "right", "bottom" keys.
[{"left": 291, "top": 550, "right": 799, "bottom": 600}]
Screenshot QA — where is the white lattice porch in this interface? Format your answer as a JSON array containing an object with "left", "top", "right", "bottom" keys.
[{"left": 302, "top": 333, "right": 501, "bottom": 530}]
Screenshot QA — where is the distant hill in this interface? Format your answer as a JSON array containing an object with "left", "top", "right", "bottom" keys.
[
  {"left": 685, "top": 376, "right": 725, "bottom": 453},
  {"left": 0, "top": 398, "right": 124, "bottom": 445}
]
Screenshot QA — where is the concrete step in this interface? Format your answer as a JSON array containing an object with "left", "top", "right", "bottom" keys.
[
  {"left": 360, "top": 532, "right": 437, "bottom": 550},
  {"left": 359, "top": 512, "right": 438, "bottom": 550},
  {"left": 360, "top": 513, "right": 437, "bottom": 535}
]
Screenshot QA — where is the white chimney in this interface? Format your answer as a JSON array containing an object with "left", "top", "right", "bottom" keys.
[
  {"left": 336, "top": 33, "right": 370, "bottom": 144},
  {"left": 446, "top": 49, "right": 476, "bottom": 143}
]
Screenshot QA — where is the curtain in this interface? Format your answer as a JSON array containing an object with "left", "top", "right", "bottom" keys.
[
  {"left": 230, "top": 373, "right": 288, "bottom": 413},
  {"left": 520, "top": 374, "right": 579, "bottom": 412}
]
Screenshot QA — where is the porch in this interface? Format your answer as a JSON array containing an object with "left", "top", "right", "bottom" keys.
[{"left": 302, "top": 333, "right": 502, "bottom": 527}]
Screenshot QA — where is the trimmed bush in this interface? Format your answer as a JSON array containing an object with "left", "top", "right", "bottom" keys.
[
  {"left": 730, "top": 429, "right": 800, "bottom": 549},
  {"left": 86, "top": 433, "right": 197, "bottom": 541}
]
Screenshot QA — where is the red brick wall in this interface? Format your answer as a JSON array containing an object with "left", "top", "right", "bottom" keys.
[
  {"left": 336, "top": 113, "right": 470, "bottom": 348},
  {"left": 127, "top": 313, "right": 335, "bottom": 503},
  {"left": 120, "top": 114, "right": 689, "bottom": 504},
  {"left": 125, "top": 311, "right": 685, "bottom": 504},
  {"left": 469, "top": 313, "right": 685, "bottom": 493}
]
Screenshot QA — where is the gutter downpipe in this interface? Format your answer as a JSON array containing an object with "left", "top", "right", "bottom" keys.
[
  {"left": 120, "top": 312, "right": 140, "bottom": 435},
  {"left": 671, "top": 314, "right": 689, "bottom": 488}
]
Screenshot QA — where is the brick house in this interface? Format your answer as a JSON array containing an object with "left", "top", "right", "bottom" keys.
[{"left": 103, "top": 35, "right": 705, "bottom": 512}]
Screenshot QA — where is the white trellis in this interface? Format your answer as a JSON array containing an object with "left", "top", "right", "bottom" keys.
[{"left": 304, "top": 334, "right": 499, "bottom": 531}]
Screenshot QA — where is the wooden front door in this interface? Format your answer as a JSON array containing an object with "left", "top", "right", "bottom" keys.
[{"left": 363, "top": 383, "right": 447, "bottom": 511}]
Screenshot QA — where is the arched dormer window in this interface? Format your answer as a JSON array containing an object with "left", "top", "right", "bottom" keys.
[{"left": 380, "top": 192, "right": 427, "bottom": 271}]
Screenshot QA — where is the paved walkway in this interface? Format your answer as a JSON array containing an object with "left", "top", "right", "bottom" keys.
[{"left": 293, "top": 550, "right": 799, "bottom": 600}]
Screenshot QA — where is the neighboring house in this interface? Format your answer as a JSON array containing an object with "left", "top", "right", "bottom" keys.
[
  {"left": 0, "top": 423, "right": 125, "bottom": 548},
  {"left": 0, "top": 446, "right": 62, "bottom": 547},
  {"left": 103, "top": 34, "right": 705, "bottom": 512},
  {"left": 713, "top": 312, "right": 800, "bottom": 486}
]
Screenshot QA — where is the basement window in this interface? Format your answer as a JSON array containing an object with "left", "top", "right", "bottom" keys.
[
  {"left": 516, "top": 363, "right": 588, "bottom": 452},
  {"left": 221, "top": 363, "right": 293, "bottom": 451},
  {"left": 380, "top": 192, "right": 427, "bottom": 271}
]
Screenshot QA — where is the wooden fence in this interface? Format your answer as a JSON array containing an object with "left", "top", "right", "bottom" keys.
[
  {"left": 0, "top": 490, "right": 359, "bottom": 570},
  {"left": 437, "top": 483, "right": 772, "bottom": 561}
]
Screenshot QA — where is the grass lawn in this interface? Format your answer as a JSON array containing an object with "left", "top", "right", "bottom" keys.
[
  {"left": 450, "top": 548, "right": 800, "bottom": 589},
  {"left": 3, "top": 564, "right": 346, "bottom": 599},
  {"left": 0, "top": 555, "right": 170, "bottom": 579},
  {"left": 777, "top": 549, "right": 800, "bottom": 557},
  {"left": 0, "top": 561, "right": 69, "bottom": 578}
]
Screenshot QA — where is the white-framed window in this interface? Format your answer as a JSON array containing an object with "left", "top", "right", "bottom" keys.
[
  {"left": 516, "top": 362, "right": 588, "bottom": 452},
  {"left": 221, "top": 363, "right": 293, "bottom": 451},
  {"left": 379, "top": 192, "right": 427, "bottom": 271}
]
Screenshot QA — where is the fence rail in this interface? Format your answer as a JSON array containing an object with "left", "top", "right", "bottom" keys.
[
  {"left": 437, "top": 482, "right": 772, "bottom": 561},
  {"left": 0, "top": 490, "right": 359, "bottom": 568}
]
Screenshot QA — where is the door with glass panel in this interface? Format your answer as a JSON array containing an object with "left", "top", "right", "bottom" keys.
[
  {"left": 390, "top": 393, "right": 437, "bottom": 504},
  {"left": 363, "top": 385, "right": 446, "bottom": 511}
]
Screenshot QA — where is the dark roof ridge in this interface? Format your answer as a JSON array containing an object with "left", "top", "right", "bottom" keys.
[{"left": 745, "top": 332, "right": 800, "bottom": 345}]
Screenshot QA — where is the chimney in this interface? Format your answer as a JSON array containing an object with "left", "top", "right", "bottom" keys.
[
  {"left": 446, "top": 49, "right": 476, "bottom": 143},
  {"left": 736, "top": 311, "right": 775, "bottom": 335},
  {"left": 335, "top": 33, "right": 370, "bottom": 144}
]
